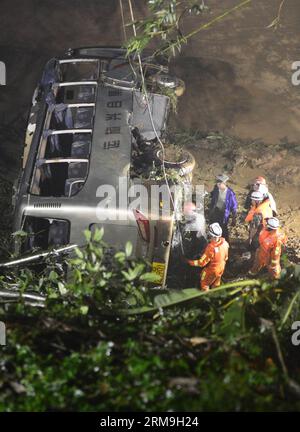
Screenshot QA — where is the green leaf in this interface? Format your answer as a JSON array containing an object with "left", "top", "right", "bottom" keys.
[
  {"left": 93, "top": 227, "right": 104, "bottom": 242},
  {"left": 121, "top": 264, "right": 145, "bottom": 281},
  {"left": 70, "top": 258, "right": 83, "bottom": 266},
  {"left": 12, "top": 230, "right": 28, "bottom": 238},
  {"left": 125, "top": 241, "right": 133, "bottom": 257},
  {"left": 80, "top": 306, "right": 89, "bottom": 315},
  {"left": 115, "top": 251, "right": 126, "bottom": 262},
  {"left": 75, "top": 247, "right": 84, "bottom": 259},
  {"left": 281, "top": 291, "right": 300, "bottom": 327},
  {"left": 58, "top": 282, "right": 68, "bottom": 296},
  {"left": 121, "top": 271, "right": 131, "bottom": 281},
  {"left": 220, "top": 299, "right": 245, "bottom": 337},
  {"left": 134, "top": 263, "right": 145, "bottom": 276},
  {"left": 84, "top": 229, "right": 92, "bottom": 242},
  {"left": 74, "top": 268, "right": 82, "bottom": 283},
  {"left": 140, "top": 272, "right": 161, "bottom": 283},
  {"left": 48, "top": 271, "right": 58, "bottom": 281}
]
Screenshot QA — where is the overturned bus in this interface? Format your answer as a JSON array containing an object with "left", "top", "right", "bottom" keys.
[{"left": 12, "top": 47, "right": 205, "bottom": 287}]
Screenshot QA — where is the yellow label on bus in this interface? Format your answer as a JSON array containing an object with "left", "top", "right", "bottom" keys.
[{"left": 152, "top": 262, "right": 166, "bottom": 284}]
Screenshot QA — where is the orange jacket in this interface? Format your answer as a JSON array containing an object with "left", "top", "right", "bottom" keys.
[
  {"left": 188, "top": 237, "right": 229, "bottom": 272},
  {"left": 245, "top": 199, "right": 273, "bottom": 226},
  {"left": 258, "top": 227, "right": 287, "bottom": 266}
]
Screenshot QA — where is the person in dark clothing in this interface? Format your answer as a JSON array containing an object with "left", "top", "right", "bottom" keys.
[{"left": 209, "top": 174, "right": 238, "bottom": 241}]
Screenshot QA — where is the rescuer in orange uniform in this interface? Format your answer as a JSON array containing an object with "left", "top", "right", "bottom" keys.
[
  {"left": 249, "top": 217, "right": 287, "bottom": 279},
  {"left": 187, "top": 223, "right": 229, "bottom": 291},
  {"left": 245, "top": 190, "right": 273, "bottom": 249}
]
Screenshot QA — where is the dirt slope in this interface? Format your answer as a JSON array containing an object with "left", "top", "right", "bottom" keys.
[
  {"left": 171, "top": 0, "right": 300, "bottom": 143},
  {"left": 186, "top": 132, "right": 300, "bottom": 265}
]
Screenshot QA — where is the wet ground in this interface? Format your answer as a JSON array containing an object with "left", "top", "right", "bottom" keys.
[
  {"left": 186, "top": 132, "right": 300, "bottom": 268},
  {"left": 171, "top": 0, "right": 300, "bottom": 142},
  {"left": 0, "top": 0, "right": 299, "bottom": 263}
]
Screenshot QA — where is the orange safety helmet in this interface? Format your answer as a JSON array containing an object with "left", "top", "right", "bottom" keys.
[{"left": 255, "top": 176, "right": 266, "bottom": 185}]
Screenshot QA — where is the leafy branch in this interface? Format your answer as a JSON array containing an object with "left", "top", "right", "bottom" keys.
[
  {"left": 125, "top": 0, "right": 253, "bottom": 59},
  {"left": 267, "top": 0, "right": 287, "bottom": 30}
]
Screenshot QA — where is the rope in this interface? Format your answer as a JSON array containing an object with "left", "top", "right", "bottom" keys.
[
  {"left": 127, "top": 0, "right": 175, "bottom": 210},
  {"left": 119, "top": 0, "right": 128, "bottom": 42},
  {"left": 119, "top": 0, "right": 138, "bottom": 85},
  {"left": 121, "top": 0, "right": 186, "bottom": 256}
]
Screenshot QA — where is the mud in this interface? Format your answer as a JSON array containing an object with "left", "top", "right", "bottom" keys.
[
  {"left": 172, "top": 0, "right": 300, "bottom": 143},
  {"left": 186, "top": 132, "right": 300, "bottom": 265}
]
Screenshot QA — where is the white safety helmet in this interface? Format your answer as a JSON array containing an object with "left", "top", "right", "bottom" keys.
[
  {"left": 216, "top": 174, "right": 229, "bottom": 184},
  {"left": 258, "top": 184, "right": 268, "bottom": 196},
  {"left": 208, "top": 223, "right": 222, "bottom": 238},
  {"left": 266, "top": 217, "right": 280, "bottom": 230},
  {"left": 251, "top": 190, "right": 264, "bottom": 202}
]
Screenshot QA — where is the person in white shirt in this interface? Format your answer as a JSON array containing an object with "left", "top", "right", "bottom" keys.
[{"left": 244, "top": 176, "right": 277, "bottom": 216}]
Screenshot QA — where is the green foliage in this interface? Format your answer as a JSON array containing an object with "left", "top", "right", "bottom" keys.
[
  {"left": 0, "top": 232, "right": 300, "bottom": 411},
  {"left": 47, "top": 228, "right": 155, "bottom": 314},
  {"left": 148, "top": 161, "right": 185, "bottom": 185},
  {"left": 125, "top": 1, "right": 255, "bottom": 61},
  {"left": 157, "top": 85, "right": 178, "bottom": 113},
  {"left": 11, "top": 230, "right": 28, "bottom": 238},
  {"left": 125, "top": 0, "right": 209, "bottom": 58}
]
